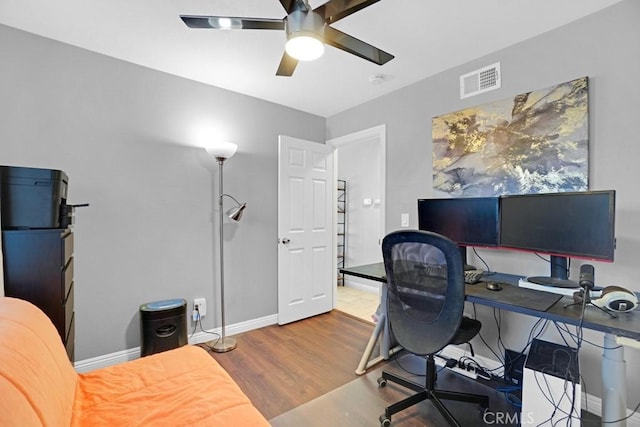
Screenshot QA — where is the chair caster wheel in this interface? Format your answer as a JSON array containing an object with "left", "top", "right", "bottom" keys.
[
  {"left": 379, "top": 414, "right": 391, "bottom": 426},
  {"left": 377, "top": 377, "right": 387, "bottom": 388}
]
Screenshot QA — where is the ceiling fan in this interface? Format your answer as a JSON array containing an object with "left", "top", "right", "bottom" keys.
[{"left": 180, "top": 0, "right": 394, "bottom": 76}]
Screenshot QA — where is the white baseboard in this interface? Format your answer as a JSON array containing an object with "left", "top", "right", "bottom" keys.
[
  {"left": 343, "top": 278, "right": 380, "bottom": 295},
  {"left": 438, "top": 345, "right": 640, "bottom": 425},
  {"left": 74, "top": 347, "right": 141, "bottom": 373},
  {"left": 582, "top": 393, "right": 640, "bottom": 425},
  {"left": 74, "top": 313, "right": 278, "bottom": 373}
]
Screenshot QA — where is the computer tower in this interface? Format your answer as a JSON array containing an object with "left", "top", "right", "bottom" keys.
[{"left": 521, "top": 339, "right": 581, "bottom": 426}]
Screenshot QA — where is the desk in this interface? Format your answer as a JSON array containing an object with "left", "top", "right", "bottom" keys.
[{"left": 341, "top": 262, "right": 640, "bottom": 426}]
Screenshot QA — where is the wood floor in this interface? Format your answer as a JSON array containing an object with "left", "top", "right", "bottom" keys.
[
  {"left": 204, "top": 310, "right": 378, "bottom": 420},
  {"left": 203, "top": 309, "right": 598, "bottom": 426},
  {"left": 204, "top": 309, "right": 602, "bottom": 426},
  {"left": 202, "top": 310, "right": 519, "bottom": 426}
]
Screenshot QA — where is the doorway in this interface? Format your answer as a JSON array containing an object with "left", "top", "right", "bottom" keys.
[{"left": 329, "top": 125, "right": 386, "bottom": 321}]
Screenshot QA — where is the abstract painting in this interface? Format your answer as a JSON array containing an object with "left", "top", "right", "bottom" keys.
[{"left": 432, "top": 77, "right": 589, "bottom": 197}]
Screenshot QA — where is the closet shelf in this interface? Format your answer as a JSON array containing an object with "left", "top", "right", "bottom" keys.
[{"left": 337, "top": 179, "right": 347, "bottom": 286}]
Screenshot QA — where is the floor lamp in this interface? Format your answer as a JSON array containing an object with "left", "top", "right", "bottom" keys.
[{"left": 206, "top": 142, "right": 247, "bottom": 353}]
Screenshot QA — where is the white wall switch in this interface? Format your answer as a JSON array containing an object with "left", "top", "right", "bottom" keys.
[
  {"left": 363, "top": 198, "right": 373, "bottom": 206},
  {"left": 401, "top": 213, "right": 409, "bottom": 227}
]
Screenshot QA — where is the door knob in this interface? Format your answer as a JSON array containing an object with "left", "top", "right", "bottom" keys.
[{"left": 281, "top": 238, "right": 291, "bottom": 244}]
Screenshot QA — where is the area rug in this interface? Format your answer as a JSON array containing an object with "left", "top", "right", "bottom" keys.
[{"left": 269, "top": 358, "right": 518, "bottom": 427}]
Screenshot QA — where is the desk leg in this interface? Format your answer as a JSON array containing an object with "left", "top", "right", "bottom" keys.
[
  {"left": 602, "top": 333, "right": 627, "bottom": 427},
  {"left": 355, "top": 282, "right": 402, "bottom": 375},
  {"left": 354, "top": 312, "right": 402, "bottom": 375}
]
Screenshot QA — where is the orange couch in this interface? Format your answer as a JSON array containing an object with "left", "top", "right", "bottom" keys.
[{"left": 0, "top": 297, "right": 270, "bottom": 426}]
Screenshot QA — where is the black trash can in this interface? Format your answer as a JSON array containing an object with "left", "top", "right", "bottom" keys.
[{"left": 139, "top": 298, "right": 187, "bottom": 357}]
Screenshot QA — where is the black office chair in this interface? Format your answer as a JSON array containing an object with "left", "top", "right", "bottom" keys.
[{"left": 378, "top": 230, "right": 489, "bottom": 427}]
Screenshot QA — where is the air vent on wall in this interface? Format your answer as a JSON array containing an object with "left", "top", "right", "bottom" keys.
[{"left": 460, "top": 62, "right": 501, "bottom": 99}]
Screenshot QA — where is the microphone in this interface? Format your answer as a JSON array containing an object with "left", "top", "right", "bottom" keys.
[{"left": 579, "top": 264, "right": 595, "bottom": 290}]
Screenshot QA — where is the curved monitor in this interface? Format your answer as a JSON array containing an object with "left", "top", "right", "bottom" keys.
[
  {"left": 499, "top": 190, "right": 616, "bottom": 262},
  {"left": 417, "top": 197, "right": 500, "bottom": 247}
]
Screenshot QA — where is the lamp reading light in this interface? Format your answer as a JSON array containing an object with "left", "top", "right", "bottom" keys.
[
  {"left": 285, "top": 34, "right": 324, "bottom": 61},
  {"left": 225, "top": 201, "right": 247, "bottom": 221}
]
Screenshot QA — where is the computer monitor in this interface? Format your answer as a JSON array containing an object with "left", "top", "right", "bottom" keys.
[
  {"left": 418, "top": 197, "right": 500, "bottom": 269},
  {"left": 418, "top": 197, "right": 500, "bottom": 247},
  {"left": 500, "top": 190, "right": 616, "bottom": 282}
]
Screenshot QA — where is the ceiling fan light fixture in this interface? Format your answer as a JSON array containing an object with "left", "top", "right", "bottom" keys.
[
  {"left": 285, "top": 34, "right": 324, "bottom": 61},
  {"left": 181, "top": 0, "right": 394, "bottom": 77},
  {"left": 284, "top": 9, "right": 325, "bottom": 62}
]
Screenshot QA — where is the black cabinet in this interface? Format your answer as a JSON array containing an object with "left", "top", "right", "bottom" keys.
[{"left": 2, "top": 228, "right": 75, "bottom": 361}]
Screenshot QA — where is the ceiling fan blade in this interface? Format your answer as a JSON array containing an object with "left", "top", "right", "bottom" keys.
[
  {"left": 180, "top": 15, "right": 285, "bottom": 30},
  {"left": 279, "top": 0, "right": 310, "bottom": 14},
  {"left": 314, "top": 0, "right": 381, "bottom": 24},
  {"left": 324, "top": 26, "right": 393, "bottom": 65},
  {"left": 276, "top": 52, "right": 299, "bottom": 77}
]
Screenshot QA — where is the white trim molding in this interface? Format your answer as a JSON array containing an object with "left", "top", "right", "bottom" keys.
[{"left": 74, "top": 313, "right": 278, "bottom": 373}]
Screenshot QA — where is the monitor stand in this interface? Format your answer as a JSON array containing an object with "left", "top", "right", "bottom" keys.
[
  {"left": 526, "top": 255, "right": 579, "bottom": 288},
  {"left": 458, "top": 246, "right": 477, "bottom": 271},
  {"left": 527, "top": 276, "right": 579, "bottom": 288}
]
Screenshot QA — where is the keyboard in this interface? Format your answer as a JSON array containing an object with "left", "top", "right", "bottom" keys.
[{"left": 464, "top": 270, "right": 484, "bottom": 284}]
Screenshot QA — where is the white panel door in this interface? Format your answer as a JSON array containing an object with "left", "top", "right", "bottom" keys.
[{"left": 278, "top": 135, "right": 334, "bottom": 325}]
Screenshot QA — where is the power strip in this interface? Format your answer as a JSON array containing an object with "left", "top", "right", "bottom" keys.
[
  {"left": 438, "top": 345, "right": 504, "bottom": 378},
  {"left": 434, "top": 357, "right": 478, "bottom": 380},
  {"left": 433, "top": 344, "right": 505, "bottom": 382}
]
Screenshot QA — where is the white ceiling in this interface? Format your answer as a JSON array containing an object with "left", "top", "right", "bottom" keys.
[{"left": 0, "top": 0, "right": 623, "bottom": 117}]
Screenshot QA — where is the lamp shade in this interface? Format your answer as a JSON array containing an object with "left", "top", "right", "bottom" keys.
[
  {"left": 226, "top": 202, "right": 247, "bottom": 222},
  {"left": 206, "top": 141, "right": 238, "bottom": 160}
]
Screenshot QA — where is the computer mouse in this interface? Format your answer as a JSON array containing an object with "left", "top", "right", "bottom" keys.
[{"left": 485, "top": 281, "right": 502, "bottom": 291}]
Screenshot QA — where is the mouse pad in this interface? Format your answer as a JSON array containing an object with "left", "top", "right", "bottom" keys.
[{"left": 465, "top": 282, "right": 563, "bottom": 312}]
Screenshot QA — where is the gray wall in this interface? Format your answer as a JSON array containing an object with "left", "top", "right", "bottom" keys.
[
  {"left": 327, "top": 0, "right": 640, "bottom": 404},
  {"left": 0, "top": 24, "right": 325, "bottom": 359}
]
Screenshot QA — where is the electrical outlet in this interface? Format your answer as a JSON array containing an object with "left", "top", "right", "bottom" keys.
[{"left": 194, "top": 298, "right": 206, "bottom": 317}]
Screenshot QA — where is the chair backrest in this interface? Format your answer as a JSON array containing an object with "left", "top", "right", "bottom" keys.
[{"left": 382, "top": 230, "right": 465, "bottom": 356}]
